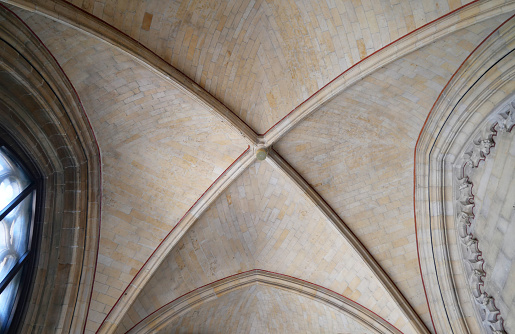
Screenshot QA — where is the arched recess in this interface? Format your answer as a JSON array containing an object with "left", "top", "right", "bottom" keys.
[
  {"left": 0, "top": 5, "right": 100, "bottom": 333},
  {"left": 415, "top": 15, "right": 515, "bottom": 334},
  {"left": 125, "top": 269, "right": 401, "bottom": 334}
]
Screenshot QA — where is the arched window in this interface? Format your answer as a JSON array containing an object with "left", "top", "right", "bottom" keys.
[{"left": 0, "top": 146, "right": 37, "bottom": 332}]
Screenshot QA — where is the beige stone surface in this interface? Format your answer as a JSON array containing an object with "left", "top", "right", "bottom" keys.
[
  {"left": 157, "top": 283, "right": 373, "bottom": 333},
  {"left": 118, "top": 161, "right": 416, "bottom": 333},
  {"left": 274, "top": 15, "right": 510, "bottom": 330},
  {"left": 11, "top": 10, "right": 248, "bottom": 333},
  {"left": 66, "top": 0, "right": 475, "bottom": 134},
  {"left": 411, "top": 20, "right": 515, "bottom": 333},
  {"left": 0, "top": 9, "right": 102, "bottom": 331},
  {"left": 124, "top": 270, "right": 402, "bottom": 333},
  {"left": 470, "top": 131, "right": 515, "bottom": 332},
  {"left": 2, "top": 1, "right": 514, "bottom": 333}
]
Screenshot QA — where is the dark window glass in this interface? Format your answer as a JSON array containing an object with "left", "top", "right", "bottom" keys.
[{"left": 0, "top": 147, "right": 37, "bottom": 332}]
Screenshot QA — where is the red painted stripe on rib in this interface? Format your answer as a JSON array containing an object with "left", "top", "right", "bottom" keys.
[
  {"left": 60, "top": 0, "right": 257, "bottom": 140},
  {"left": 271, "top": 148, "right": 422, "bottom": 328},
  {"left": 22, "top": 1, "right": 252, "bottom": 330},
  {"left": 124, "top": 269, "right": 404, "bottom": 334},
  {"left": 413, "top": 12, "right": 515, "bottom": 334},
  {"left": 15, "top": 0, "right": 507, "bottom": 332},
  {"left": 260, "top": 1, "right": 480, "bottom": 137},
  {"left": 0, "top": 4, "right": 104, "bottom": 334},
  {"left": 96, "top": 145, "right": 250, "bottom": 333}
]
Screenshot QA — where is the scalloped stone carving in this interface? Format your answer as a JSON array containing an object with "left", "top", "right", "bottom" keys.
[{"left": 454, "top": 99, "right": 515, "bottom": 334}]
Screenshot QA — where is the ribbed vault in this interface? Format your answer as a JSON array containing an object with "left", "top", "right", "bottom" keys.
[
  {"left": 67, "top": 0, "right": 477, "bottom": 134},
  {"left": 1, "top": 0, "right": 514, "bottom": 333},
  {"left": 274, "top": 13, "right": 511, "bottom": 329},
  {"left": 118, "top": 160, "right": 416, "bottom": 333},
  {"left": 153, "top": 284, "right": 375, "bottom": 333},
  {"left": 126, "top": 270, "right": 402, "bottom": 334},
  {"left": 8, "top": 8, "right": 249, "bottom": 332}
]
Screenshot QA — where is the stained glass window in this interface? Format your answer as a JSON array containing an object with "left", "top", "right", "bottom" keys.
[{"left": 0, "top": 147, "right": 36, "bottom": 332}]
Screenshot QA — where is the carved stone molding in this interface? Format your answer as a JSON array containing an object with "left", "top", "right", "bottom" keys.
[
  {"left": 0, "top": 5, "right": 101, "bottom": 333},
  {"left": 414, "top": 14, "right": 515, "bottom": 334},
  {"left": 454, "top": 98, "right": 515, "bottom": 334},
  {"left": 125, "top": 270, "right": 402, "bottom": 334}
]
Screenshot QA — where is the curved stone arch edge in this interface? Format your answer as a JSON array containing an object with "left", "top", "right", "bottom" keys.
[
  {"left": 419, "top": 67, "right": 515, "bottom": 334},
  {"left": 452, "top": 93, "right": 515, "bottom": 334},
  {"left": 0, "top": 4, "right": 102, "bottom": 334},
  {"left": 43, "top": 1, "right": 515, "bottom": 331},
  {"left": 1, "top": 0, "right": 260, "bottom": 146},
  {"left": 3, "top": 0, "right": 515, "bottom": 146},
  {"left": 4, "top": 0, "right": 514, "bottom": 332},
  {"left": 97, "top": 147, "right": 254, "bottom": 334},
  {"left": 125, "top": 269, "right": 403, "bottom": 334},
  {"left": 414, "top": 13, "right": 515, "bottom": 334}
]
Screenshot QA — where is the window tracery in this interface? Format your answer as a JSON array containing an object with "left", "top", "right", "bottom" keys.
[{"left": 0, "top": 147, "right": 36, "bottom": 332}]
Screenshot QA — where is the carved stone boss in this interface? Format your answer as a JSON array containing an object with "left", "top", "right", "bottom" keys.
[{"left": 455, "top": 100, "right": 515, "bottom": 334}]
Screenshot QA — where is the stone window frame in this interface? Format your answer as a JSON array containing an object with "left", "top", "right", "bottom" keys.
[{"left": 0, "top": 7, "right": 101, "bottom": 333}]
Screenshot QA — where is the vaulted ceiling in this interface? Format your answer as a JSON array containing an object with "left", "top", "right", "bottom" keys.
[{"left": 3, "top": 0, "right": 515, "bottom": 333}]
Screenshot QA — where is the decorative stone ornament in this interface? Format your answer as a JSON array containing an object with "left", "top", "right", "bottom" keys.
[
  {"left": 256, "top": 148, "right": 267, "bottom": 160},
  {"left": 413, "top": 15, "right": 515, "bottom": 333},
  {"left": 453, "top": 97, "right": 515, "bottom": 334}
]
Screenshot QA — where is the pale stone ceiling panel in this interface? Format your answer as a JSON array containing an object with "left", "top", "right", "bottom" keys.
[
  {"left": 67, "top": 0, "right": 474, "bottom": 134},
  {"left": 158, "top": 284, "right": 373, "bottom": 333},
  {"left": 11, "top": 9, "right": 248, "bottom": 333},
  {"left": 2, "top": 1, "right": 515, "bottom": 333},
  {"left": 274, "top": 15, "right": 510, "bottom": 331},
  {"left": 118, "top": 161, "right": 417, "bottom": 334}
]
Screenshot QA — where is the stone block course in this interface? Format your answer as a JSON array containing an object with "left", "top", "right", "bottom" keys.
[
  {"left": 158, "top": 284, "right": 367, "bottom": 334},
  {"left": 12, "top": 10, "right": 248, "bottom": 333},
  {"left": 470, "top": 131, "right": 515, "bottom": 332},
  {"left": 118, "top": 161, "right": 418, "bottom": 334},
  {"left": 68, "top": 0, "right": 475, "bottom": 134},
  {"left": 275, "top": 15, "right": 509, "bottom": 330},
  {"left": 3, "top": 1, "right": 514, "bottom": 332}
]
